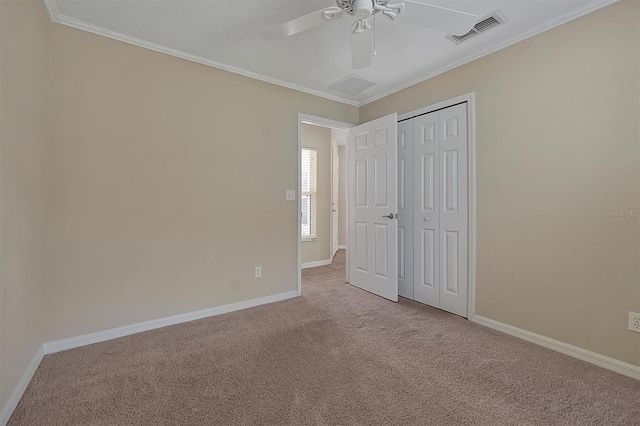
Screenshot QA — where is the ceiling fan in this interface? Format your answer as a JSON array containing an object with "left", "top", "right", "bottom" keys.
[{"left": 260, "top": 0, "right": 478, "bottom": 69}]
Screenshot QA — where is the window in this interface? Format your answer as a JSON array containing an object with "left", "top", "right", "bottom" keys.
[{"left": 301, "top": 147, "right": 317, "bottom": 240}]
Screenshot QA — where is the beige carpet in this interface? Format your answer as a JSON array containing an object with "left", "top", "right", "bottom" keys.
[{"left": 10, "top": 250, "right": 640, "bottom": 425}]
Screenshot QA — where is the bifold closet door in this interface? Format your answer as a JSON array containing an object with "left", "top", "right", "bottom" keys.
[
  {"left": 413, "top": 103, "right": 468, "bottom": 317},
  {"left": 438, "top": 105, "right": 468, "bottom": 317},
  {"left": 397, "top": 120, "right": 414, "bottom": 299},
  {"left": 413, "top": 112, "right": 440, "bottom": 308}
]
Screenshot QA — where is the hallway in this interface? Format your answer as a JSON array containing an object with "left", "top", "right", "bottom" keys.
[{"left": 302, "top": 249, "right": 346, "bottom": 295}]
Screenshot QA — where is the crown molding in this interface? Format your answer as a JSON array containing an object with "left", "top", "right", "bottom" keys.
[
  {"left": 43, "top": 0, "right": 620, "bottom": 109},
  {"left": 42, "top": 0, "right": 360, "bottom": 107},
  {"left": 359, "top": 0, "right": 620, "bottom": 106},
  {"left": 43, "top": 0, "right": 59, "bottom": 21}
]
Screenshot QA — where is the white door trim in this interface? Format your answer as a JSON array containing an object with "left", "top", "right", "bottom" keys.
[
  {"left": 398, "top": 93, "right": 477, "bottom": 318},
  {"left": 298, "top": 114, "right": 354, "bottom": 296},
  {"left": 331, "top": 144, "right": 340, "bottom": 258}
]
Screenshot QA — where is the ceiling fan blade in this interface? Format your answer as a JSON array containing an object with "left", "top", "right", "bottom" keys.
[
  {"left": 399, "top": 1, "right": 477, "bottom": 35},
  {"left": 260, "top": 7, "right": 342, "bottom": 41},
  {"left": 351, "top": 27, "right": 373, "bottom": 69}
]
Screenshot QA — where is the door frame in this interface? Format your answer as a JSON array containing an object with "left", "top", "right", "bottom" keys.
[
  {"left": 297, "top": 113, "right": 354, "bottom": 296},
  {"left": 331, "top": 144, "right": 340, "bottom": 258},
  {"left": 397, "top": 92, "right": 477, "bottom": 319}
]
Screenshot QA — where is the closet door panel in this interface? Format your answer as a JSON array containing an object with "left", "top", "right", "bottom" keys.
[
  {"left": 438, "top": 104, "right": 468, "bottom": 317},
  {"left": 413, "top": 113, "right": 440, "bottom": 307},
  {"left": 397, "top": 120, "right": 414, "bottom": 299}
]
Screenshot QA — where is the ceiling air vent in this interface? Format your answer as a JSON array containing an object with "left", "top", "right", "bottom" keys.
[
  {"left": 329, "top": 74, "right": 376, "bottom": 96},
  {"left": 446, "top": 12, "right": 506, "bottom": 45}
]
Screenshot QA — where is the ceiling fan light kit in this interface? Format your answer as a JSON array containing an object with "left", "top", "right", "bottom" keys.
[
  {"left": 261, "top": 0, "right": 479, "bottom": 69},
  {"left": 340, "top": 0, "right": 404, "bottom": 20}
]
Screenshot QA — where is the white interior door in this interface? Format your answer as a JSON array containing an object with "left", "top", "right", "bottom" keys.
[
  {"left": 397, "top": 120, "right": 414, "bottom": 299},
  {"left": 413, "top": 112, "right": 440, "bottom": 307},
  {"left": 413, "top": 104, "right": 468, "bottom": 317},
  {"left": 332, "top": 145, "right": 339, "bottom": 257},
  {"left": 348, "top": 113, "right": 398, "bottom": 301},
  {"left": 438, "top": 104, "right": 468, "bottom": 316}
]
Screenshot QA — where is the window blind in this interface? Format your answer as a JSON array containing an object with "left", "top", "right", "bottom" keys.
[{"left": 301, "top": 147, "right": 318, "bottom": 238}]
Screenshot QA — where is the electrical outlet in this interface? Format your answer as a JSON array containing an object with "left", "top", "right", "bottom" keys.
[
  {"left": 255, "top": 266, "right": 262, "bottom": 278},
  {"left": 629, "top": 312, "right": 640, "bottom": 333}
]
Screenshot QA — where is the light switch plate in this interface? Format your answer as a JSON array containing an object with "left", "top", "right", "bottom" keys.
[{"left": 286, "top": 190, "right": 296, "bottom": 201}]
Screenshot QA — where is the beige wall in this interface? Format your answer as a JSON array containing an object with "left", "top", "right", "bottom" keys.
[
  {"left": 338, "top": 146, "right": 347, "bottom": 246},
  {"left": 361, "top": 0, "right": 640, "bottom": 366},
  {"left": 0, "top": 0, "right": 49, "bottom": 410},
  {"left": 1, "top": 2, "right": 638, "bottom": 414},
  {"left": 44, "top": 24, "right": 358, "bottom": 341},
  {"left": 301, "top": 124, "right": 332, "bottom": 264}
]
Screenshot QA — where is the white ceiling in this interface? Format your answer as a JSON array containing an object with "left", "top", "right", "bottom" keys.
[{"left": 46, "top": 0, "right": 616, "bottom": 106}]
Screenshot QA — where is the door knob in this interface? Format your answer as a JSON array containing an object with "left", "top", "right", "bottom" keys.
[{"left": 382, "top": 213, "right": 396, "bottom": 219}]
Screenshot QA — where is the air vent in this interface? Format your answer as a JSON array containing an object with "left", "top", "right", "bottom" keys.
[
  {"left": 329, "top": 74, "right": 376, "bottom": 96},
  {"left": 450, "top": 31, "right": 479, "bottom": 44},
  {"left": 447, "top": 11, "right": 506, "bottom": 45}
]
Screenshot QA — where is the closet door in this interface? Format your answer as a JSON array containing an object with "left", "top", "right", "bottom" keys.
[
  {"left": 411, "top": 103, "right": 468, "bottom": 317},
  {"left": 397, "top": 120, "right": 414, "bottom": 299},
  {"left": 413, "top": 112, "right": 440, "bottom": 308},
  {"left": 438, "top": 104, "right": 468, "bottom": 317}
]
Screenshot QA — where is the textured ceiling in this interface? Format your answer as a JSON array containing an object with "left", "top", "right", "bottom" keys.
[{"left": 47, "top": 0, "right": 616, "bottom": 106}]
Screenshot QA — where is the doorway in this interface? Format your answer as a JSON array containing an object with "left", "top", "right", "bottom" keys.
[
  {"left": 297, "top": 114, "right": 353, "bottom": 296},
  {"left": 332, "top": 143, "right": 340, "bottom": 258}
]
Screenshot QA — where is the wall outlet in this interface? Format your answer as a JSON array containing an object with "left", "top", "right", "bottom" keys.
[
  {"left": 629, "top": 312, "right": 640, "bottom": 333},
  {"left": 285, "top": 190, "right": 296, "bottom": 201},
  {"left": 255, "top": 266, "right": 262, "bottom": 278}
]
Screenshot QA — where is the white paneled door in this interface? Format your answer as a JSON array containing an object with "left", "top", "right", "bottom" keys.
[
  {"left": 413, "top": 103, "right": 468, "bottom": 317},
  {"left": 413, "top": 111, "right": 440, "bottom": 308},
  {"left": 397, "top": 120, "right": 414, "bottom": 300},
  {"left": 348, "top": 114, "right": 398, "bottom": 302}
]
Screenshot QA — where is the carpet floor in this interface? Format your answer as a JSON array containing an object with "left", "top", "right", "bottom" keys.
[{"left": 9, "top": 250, "right": 640, "bottom": 425}]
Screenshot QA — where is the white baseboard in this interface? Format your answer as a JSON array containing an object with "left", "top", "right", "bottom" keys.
[
  {"left": 301, "top": 259, "right": 332, "bottom": 269},
  {"left": 337, "top": 245, "right": 346, "bottom": 250},
  {"left": 471, "top": 315, "right": 640, "bottom": 380},
  {"left": 0, "top": 346, "right": 45, "bottom": 426},
  {"left": 1, "top": 290, "right": 298, "bottom": 424},
  {"left": 43, "top": 290, "right": 298, "bottom": 354}
]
